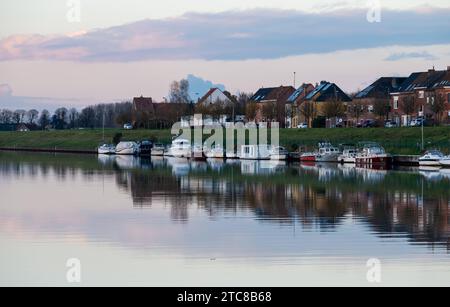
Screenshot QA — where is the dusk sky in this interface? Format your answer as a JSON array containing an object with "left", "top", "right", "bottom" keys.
[{"left": 1, "top": 0, "right": 450, "bottom": 109}]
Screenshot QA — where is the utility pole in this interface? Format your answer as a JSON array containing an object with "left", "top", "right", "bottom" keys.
[{"left": 293, "top": 72, "right": 296, "bottom": 88}]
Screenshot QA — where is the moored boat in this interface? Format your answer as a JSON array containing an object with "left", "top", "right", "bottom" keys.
[
  {"left": 97, "top": 144, "right": 116, "bottom": 155},
  {"left": 115, "top": 141, "right": 139, "bottom": 155},
  {"left": 338, "top": 147, "right": 358, "bottom": 164},
  {"left": 440, "top": 155, "right": 450, "bottom": 168},
  {"left": 316, "top": 142, "right": 341, "bottom": 162},
  {"left": 419, "top": 150, "right": 444, "bottom": 166},
  {"left": 168, "top": 138, "right": 191, "bottom": 158},
  {"left": 355, "top": 142, "right": 392, "bottom": 167},
  {"left": 205, "top": 145, "right": 225, "bottom": 159},
  {"left": 191, "top": 145, "right": 207, "bottom": 161},
  {"left": 151, "top": 143, "right": 166, "bottom": 156},
  {"left": 138, "top": 140, "right": 153, "bottom": 156},
  {"left": 269, "top": 146, "right": 289, "bottom": 161}
]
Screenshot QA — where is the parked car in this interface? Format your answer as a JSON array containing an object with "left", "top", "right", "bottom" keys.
[
  {"left": 384, "top": 120, "right": 398, "bottom": 128},
  {"left": 410, "top": 117, "right": 431, "bottom": 127},
  {"left": 123, "top": 123, "right": 133, "bottom": 130},
  {"left": 357, "top": 119, "right": 377, "bottom": 128},
  {"left": 297, "top": 123, "right": 308, "bottom": 129}
]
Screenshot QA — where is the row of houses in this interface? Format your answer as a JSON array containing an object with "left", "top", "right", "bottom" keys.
[
  {"left": 132, "top": 66, "right": 450, "bottom": 128},
  {"left": 244, "top": 66, "right": 450, "bottom": 128}
]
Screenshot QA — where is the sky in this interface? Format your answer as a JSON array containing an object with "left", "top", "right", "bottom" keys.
[{"left": 0, "top": 0, "right": 450, "bottom": 110}]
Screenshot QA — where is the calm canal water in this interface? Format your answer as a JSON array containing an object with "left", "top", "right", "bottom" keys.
[{"left": 0, "top": 152, "right": 449, "bottom": 286}]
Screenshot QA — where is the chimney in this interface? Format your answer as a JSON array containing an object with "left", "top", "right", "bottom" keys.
[{"left": 428, "top": 66, "right": 435, "bottom": 73}]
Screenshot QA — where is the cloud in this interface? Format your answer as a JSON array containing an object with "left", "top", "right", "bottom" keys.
[
  {"left": 0, "top": 84, "right": 88, "bottom": 111},
  {"left": 186, "top": 74, "right": 226, "bottom": 99},
  {"left": 0, "top": 84, "right": 13, "bottom": 97},
  {"left": 0, "top": 8, "right": 449, "bottom": 62},
  {"left": 384, "top": 51, "right": 439, "bottom": 61}
]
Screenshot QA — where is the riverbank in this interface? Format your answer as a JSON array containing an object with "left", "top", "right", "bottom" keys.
[{"left": 0, "top": 127, "right": 449, "bottom": 155}]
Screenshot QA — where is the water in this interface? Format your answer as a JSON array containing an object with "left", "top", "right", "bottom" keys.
[{"left": 0, "top": 152, "right": 449, "bottom": 286}]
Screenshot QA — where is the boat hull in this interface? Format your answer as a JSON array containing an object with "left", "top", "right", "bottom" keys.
[
  {"left": 440, "top": 159, "right": 450, "bottom": 167},
  {"left": 419, "top": 159, "right": 442, "bottom": 166},
  {"left": 300, "top": 155, "right": 316, "bottom": 162},
  {"left": 356, "top": 156, "right": 393, "bottom": 167},
  {"left": 150, "top": 149, "right": 165, "bottom": 156},
  {"left": 169, "top": 148, "right": 191, "bottom": 158},
  {"left": 270, "top": 154, "right": 288, "bottom": 161}
]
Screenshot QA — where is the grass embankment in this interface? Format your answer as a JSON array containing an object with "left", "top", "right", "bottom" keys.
[{"left": 0, "top": 127, "right": 449, "bottom": 155}]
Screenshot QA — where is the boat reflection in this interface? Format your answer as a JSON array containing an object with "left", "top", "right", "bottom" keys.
[{"left": 1, "top": 152, "right": 449, "bottom": 250}]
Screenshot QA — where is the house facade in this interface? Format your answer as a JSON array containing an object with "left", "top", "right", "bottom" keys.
[
  {"left": 249, "top": 86, "right": 296, "bottom": 127},
  {"left": 197, "top": 88, "right": 235, "bottom": 106},
  {"left": 286, "top": 83, "right": 315, "bottom": 128},
  {"left": 351, "top": 77, "right": 407, "bottom": 125},
  {"left": 301, "top": 81, "right": 352, "bottom": 127},
  {"left": 132, "top": 96, "right": 193, "bottom": 128},
  {"left": 390, "top": 67, "right": 450, "bottom": 126}
]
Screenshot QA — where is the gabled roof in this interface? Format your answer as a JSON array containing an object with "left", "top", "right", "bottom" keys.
[
  {"left": 132, "top": 96, "right": 154, "bottom": 112},
  {"left": 251, "top": 86, "right": 296, "bottom": 102},
  {"left": 198, "top": 88, "right": 236, "bottom": 104},
  {"left": 355, "top": 77, "right": 407, "bottom": 99},
  {"left": 287, "top": 83, "right": 315, "bottom": 103},
  {"left": 304, "top": 81, "right": 351, "bottom": 102},
  {"left": 395, "top": 68, "right": 450, "bottom": 93}
]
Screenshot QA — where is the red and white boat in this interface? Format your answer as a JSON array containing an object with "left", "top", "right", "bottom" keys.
[
  {"left": 300, "top": 152, "right": 320, "bottom": 162},
  {"left": 355, "top": 143, "right": 392, "bottom": 167}
]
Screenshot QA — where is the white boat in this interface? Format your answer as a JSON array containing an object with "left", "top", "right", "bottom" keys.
[
  {"left": 338, "top": 148, "right": 358, "bottom": 164},
  {"left": 150, "top": 143, "right": 166, "bottom": 156},
  {"left": 115, "top": 141, "right": 139, "bottom": 155},
  {"left": 419, "top": 150, "right": 444, "bottom": 166},
  {"left": 225, "top": 150, "right": 239, "bottom": 159},
  {"left": 355, "top": 143, "right": 392, "bottom": 167},
  {"left": 168, "top": 138, "right": 191, "bottom": 158},
  {"left": 205, "top": 145, "right": 225, "bottom": 159},
  {"left": 191, "top": 144, "right": 207, "bottom": 161},
  {"left": 439, "top": 155, "right": 450, "bottom": 168},
  {"left": 316, "top": 142, "right": 341, "bottom": 162},
  {"left": 269, "top": 146, "right": 289, "bottom": 160},
  {"left": 240, "top": 144, "right": 271, "bottom": 160},
  {"left": 97, "top": 144, "right": 116, "bottom": 155}
]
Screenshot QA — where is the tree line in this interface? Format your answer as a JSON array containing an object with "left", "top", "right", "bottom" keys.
[{"left": 0, "top": 102, "right": 133, "bottom": 130}]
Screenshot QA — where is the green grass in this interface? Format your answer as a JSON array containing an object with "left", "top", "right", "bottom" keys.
[{"left": 0, "top": 127, "right": 449, "bottom": 155}]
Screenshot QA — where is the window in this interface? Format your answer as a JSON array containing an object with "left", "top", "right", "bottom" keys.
[
  {"left": 418, "top": 91, "right": 424, "bottom": 99},
  {"left": 368, "top": 105, "right": 374, "bottom": 113},
  {"left": 393, "top": 96, "right": 399, "bottom": 109}
]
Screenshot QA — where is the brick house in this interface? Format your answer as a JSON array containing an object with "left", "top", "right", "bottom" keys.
[
  {"left": 351, "top": 77, "right": 407, "bottom": 125},
  {"left": 285, "top": 83, "right": 315, "bottom": 128},
  {"left": 249, "top": 86, "right": 296, "bottom": 127},
  {"left": 132, "top": 96, "right": 193, "bottom": 128},
  {"left": 301, "top": 81, "right": 352, "bottom": 127},
  {"left": 197, "top": 88, "right": 236, "bottom": 106},
  {"left": 390, "top": 67, "right": 450, "bottom": 126}
]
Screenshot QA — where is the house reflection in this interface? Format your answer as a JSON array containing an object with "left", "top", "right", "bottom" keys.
[{"left": 0, "top": 152, "right": 449, "bottom": 249}]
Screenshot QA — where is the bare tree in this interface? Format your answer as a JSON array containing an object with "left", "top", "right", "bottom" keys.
[
  {"left": 38, "top": 109, "right": 50, "bottom": 129},
  {"left": 13, "top": 109, "right": 26, "bottom": 124},
  {"left": 321, "top": 100, "right": 346, "bottom": 119},
  {"left": 347, "top": 100, "right": 366, "bottom": 124},
  {"left": 68, "top": 108, "right": 79, "bottom": 129},
  {"left": 429, "top": 94, "right": 446, "bottom": 125},
  {"left": 299, "top": 101, "right": 316, "bottom": 127},
  {"left": 372, "top": 99, "right": 391, "bottom": 122},
  {"left": 169, "top": 79, "right": 190, "bottom": 103},
  {"left": 0, "top": 109, "right": 13, "bottom": 124},
  {"left": 401, "top": 95, "right": 418, "bottom": 125},
  {"left": 245, "top": 102, "right": 258, "bottom": 122},
  {"left": 27, "top": 109, "right": 39, "bottom": 124}
]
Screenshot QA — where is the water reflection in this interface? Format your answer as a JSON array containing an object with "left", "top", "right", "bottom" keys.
[{"left": 1, "top": 152, "right": 449, "bottom": 252}]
